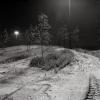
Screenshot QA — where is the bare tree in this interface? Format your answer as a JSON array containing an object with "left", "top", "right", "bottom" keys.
[
  {"left": 71, "top": 26, "right": 80, "bottom": 48},
  {"left": 24, "top": 24, "right": 34, "bottom": 52},
  {"left": 56, "top": 25, "right": 80, "bottom": 48},
  {"left": 97, "top": 30, "right": 100, "bottom": 47},
  {"left": 56, "top": 25, "right": 69, "bottom": 47}
]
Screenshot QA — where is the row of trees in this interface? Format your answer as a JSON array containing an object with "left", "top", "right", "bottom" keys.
[
  {"left": 23, "top": 13, "right": 80, "bottom": 50},
  {"left": 55, "top": 25, "right": 80, "bottom": 48},
  {"left": 0, "top": 12, "right": 91, "bottom": 49},
  {"left": 0, "top": 13, "right": 80, "bottom": 49},
  {"left": 23, "top": 13, "right": 51, "bottom": 54}
]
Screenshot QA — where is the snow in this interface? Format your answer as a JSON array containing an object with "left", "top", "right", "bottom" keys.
[{"left": 0, "top": 46, "right": 100, "bottom": 100}]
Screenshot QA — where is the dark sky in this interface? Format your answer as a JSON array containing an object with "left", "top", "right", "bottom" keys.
[
  {"left": 0, "top": 0, "right": 35, "bottom": 25},
  {"left": 0, "top": 0, "right": 99, "bottom": 25},
  {"left": 0, "top": 0, "right": 100, "bottom": 48}
]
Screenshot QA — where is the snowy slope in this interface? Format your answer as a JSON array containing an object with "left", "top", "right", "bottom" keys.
[{"left": 0, "top": 46, "right": 100, "bottom": 100}]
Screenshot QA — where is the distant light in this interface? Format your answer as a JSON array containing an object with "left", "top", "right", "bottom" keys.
[
  {"left": 14, "top": 30, "right": 20, "bottom": 38},
  {"left": 14, "top": 31, "right": 19, "bottom": 35}
]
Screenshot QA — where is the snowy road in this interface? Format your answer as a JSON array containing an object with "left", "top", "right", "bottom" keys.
[{"left": 0, "top": 46, "right": 100, "bottom": 100}]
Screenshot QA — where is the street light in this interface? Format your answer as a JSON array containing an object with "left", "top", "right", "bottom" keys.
[
  {"left": 68, "top": 0, "right": 72, "bottom": 48},
  {"left": 14, "top": 30, "right": 19, "bottom": 39},
  {"left": 69, "top": 0, "right": 71, "bottom": 16}
]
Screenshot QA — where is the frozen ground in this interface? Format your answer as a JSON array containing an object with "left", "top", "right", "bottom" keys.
[{"left": 0, "top": 45, "right": 100, "bottom": 100}]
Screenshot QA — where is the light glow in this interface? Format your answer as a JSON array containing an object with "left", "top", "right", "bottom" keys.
[{"left": 14, "top": 30, "right": 19, "bottom": 38}]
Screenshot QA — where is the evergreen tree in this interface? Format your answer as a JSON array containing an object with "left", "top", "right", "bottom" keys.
[
  {"left": 3, "top": 29, "right": 9, "bottom": 43},
  {"left": 37, "top": 13, "right": 51, "bottom": 44},
  {"left": 35, "top": 13, "right": 51, "bottom": 57},
  {"left": 0, "top": 29, "right": 9, "bottom": 47}
]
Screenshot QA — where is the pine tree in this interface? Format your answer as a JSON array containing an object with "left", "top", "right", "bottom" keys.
[
  {"left": 35, "top": 13, "right": 51, "bottom": 57},
  {"left": 0, "top": 29, "right": 9, "bottom": 47},
  {"left": 3, "top": 29, "right": 9, "bottom": 43}
]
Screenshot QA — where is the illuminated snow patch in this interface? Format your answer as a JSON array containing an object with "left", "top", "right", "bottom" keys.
[{"left": 55, "top": 48, "right": 65, "bottom": 51}]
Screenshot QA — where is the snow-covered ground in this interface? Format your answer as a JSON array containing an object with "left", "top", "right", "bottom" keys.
[{"left": 0, "top": 45, "right": 100, "bottom": 100}]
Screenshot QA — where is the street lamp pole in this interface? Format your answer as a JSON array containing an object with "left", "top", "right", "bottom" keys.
[
  {"left": 69, "top": 0, "right": 71, "bottom": 17},
  {"left": 68, "top": 0, "right": 72, "bottom": 49},
  {"left": 15, "top": 34, "right": 17, "bottom": 39}
]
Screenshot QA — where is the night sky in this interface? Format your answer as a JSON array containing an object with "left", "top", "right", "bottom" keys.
[{"left": 0, "top": 0, "right": 100, "bottom": 48}]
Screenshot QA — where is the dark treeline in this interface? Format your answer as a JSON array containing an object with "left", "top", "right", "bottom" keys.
[{"left": 0, "top": 13, "right": 100, "bottom": 50}]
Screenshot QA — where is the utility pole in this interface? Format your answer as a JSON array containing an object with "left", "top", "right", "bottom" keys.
[{"left": 68, "top": 0, "right": 72, "bottom": 49}]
